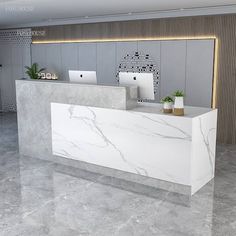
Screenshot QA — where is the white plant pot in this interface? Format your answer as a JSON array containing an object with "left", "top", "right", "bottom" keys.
[
  {"left": 163, "top": 102, "right": 173, "bottom": 113},
  {"left": 173, "top": 96, "right": 184, "bottom": 116},
  {"left": 174, "top": 97, "right": 184, "bottom": 109},
  {"left": 163, "top": 102, "right": 173, "bottom": 110}
]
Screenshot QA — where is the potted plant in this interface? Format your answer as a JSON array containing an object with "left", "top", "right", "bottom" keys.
[
  {"left": 25, "top": 63, "right": 45, "bottom": 80},
  {"left": 173, "top": 90, "right": 185, "bottom": 116},
  {"left": 161, "top": 96, "right": 174, "bottom": 113}
]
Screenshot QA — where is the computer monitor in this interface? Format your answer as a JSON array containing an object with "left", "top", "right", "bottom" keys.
[
  {"left": 119, "top": 72, "right": 155, "bottom": 100},
  {"left": 69, "top": 70, "right": 97, "bottom": 84}
]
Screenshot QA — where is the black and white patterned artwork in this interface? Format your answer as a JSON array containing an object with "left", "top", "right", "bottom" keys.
[{"left": 116, "top": 51, "right": 160, "bottom": 96}]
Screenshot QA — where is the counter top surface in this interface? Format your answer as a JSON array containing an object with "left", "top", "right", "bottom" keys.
[
  {"left": 132, "top": 102, "right": 215, "bottom": 118},
  {"left": 16, "top": 79, "right": 135, "bottom": 90}
]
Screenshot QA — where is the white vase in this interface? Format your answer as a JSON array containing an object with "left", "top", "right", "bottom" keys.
[
  {"left": 174, "top": 97, "right": 184, "bottom": 108},
  {"left": 173, "top": 97, "right": 184, "bottom": 116},
  {"left": 163, "top": 102, "right": 173, "bottom": 113}
]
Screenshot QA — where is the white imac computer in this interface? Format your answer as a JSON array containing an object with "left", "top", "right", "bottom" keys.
[
  {"left": 119, "top": 72, "right": 155, "bottom": 100},
  {"left": 69, "top": 70, "right": 97, "bottom": 84}
]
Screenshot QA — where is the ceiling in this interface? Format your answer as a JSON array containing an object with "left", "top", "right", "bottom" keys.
[{"left": 0, "top": 0, "right": 236, "bottom": 28}]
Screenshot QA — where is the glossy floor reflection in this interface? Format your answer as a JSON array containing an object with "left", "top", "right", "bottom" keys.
[{"left": 0, "top": 113, "right": 236, "bottom": 236}]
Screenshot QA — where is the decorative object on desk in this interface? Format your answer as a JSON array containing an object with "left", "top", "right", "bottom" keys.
[
  {"left": 173, "top": 90, "right": 185, "bottom": 116},
  {"left": 161, "top": 96, "right": 174, "bottom": 113},
  {"left": 39, "top": 72, "right": 58, "bottom": 80},
  {"left": 25, "top": 63, "right": 45, "bottom": 80}
]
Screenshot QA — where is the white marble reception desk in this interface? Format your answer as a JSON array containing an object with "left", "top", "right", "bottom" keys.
[
  {"left": 51, "top": 102, "right": 217, "bottom": 195},
  {"left": 16, "top": 79, "right": 217, "bottom": 196}
]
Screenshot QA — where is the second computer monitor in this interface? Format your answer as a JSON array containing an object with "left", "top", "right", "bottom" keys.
[
  {"left": 119, "top": 72, "right": 155, "bottom": 100},
  {"left": 69, "top": 70, "right": 97, "bottom": 84}
]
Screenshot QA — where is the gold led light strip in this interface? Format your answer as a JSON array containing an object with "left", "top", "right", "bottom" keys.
[
  {"left": 32, "top": 36, "right": 217, "bottom": 44},
  {"left": 212, "top": 38, "right": 219, "bottom": 109},
  {"left": 32, "top": 36, "right": 219, "bottom": 108}
]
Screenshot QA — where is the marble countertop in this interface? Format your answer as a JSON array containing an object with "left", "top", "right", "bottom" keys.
[
  {"left": 17, "top": 79, "right": 136, "bottom": 90},
  {"left": 132, "top": 102, "right": 215, "bottom": 118}
]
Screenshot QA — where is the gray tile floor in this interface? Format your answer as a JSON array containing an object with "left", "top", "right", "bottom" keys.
[{"left": 0, "top": 113, "right": 236, "bottom": 236}]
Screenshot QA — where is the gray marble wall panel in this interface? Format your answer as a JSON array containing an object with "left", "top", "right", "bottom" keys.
[
  {"left": 137, "top": 41, "right": 161, "bottom": 101},
  {"left": 78, "top": 43, "right": 97, "bottom": 71},
  {"left": 185, "top": 40, "right": 215, "bottom": 107},
  {"left": 61, "top": 43, "right": 78, "bottom": 81},
  {"left": 31, "top": 44, "right": 47, "bottom": 69},
  {"left": 96, "top": 42, "right": 117, "bottom": 85},
  {"left": 160, "top": 40, "right": 187, "bottom": 99},
  {"left": 45, "top": 44, "right": 63, "bottom": 79}
]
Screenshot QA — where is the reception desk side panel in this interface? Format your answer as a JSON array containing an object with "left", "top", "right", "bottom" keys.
[
  {"left": 190, "top": 110, "right": 218, "bottom": 195},
  {"left": 51, "top": 102, "right": 192, "bottom": 186}
]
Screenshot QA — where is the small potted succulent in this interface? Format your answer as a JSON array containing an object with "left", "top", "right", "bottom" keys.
[
  {"left": 173, "top": 90, "right": 185, "bottom": 116},
  {"left": 161, "top": 96, "right": 174, "bottom": 113}
]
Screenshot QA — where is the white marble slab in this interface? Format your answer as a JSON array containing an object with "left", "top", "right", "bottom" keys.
[
  {"left": 51, "top": 102, "right": 217, "bottom": 195},
  {"left": 191, "top": 110, "right": 217, "bottom": 194}
]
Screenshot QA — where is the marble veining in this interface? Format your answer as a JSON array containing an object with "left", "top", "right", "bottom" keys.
[
  {"left": 0, "top": 113, "right": 236, "bottom": 236},
  {"left": 57, "top": 105, "right": 149, "bottom": 176},
  {"left": 87, "top": 106, "right": 145, "bottom": 175},
  {"left": 190, "top": 110, "right": 217, "bottom": 194},
  {"left": 51, "top": 103, "right": 217, "bottom": 195},
  {"left": 130, "top": 112, "right": 192, "bottom": 141},
  {"left": 51, "top": 103, "right": 192, "bottom": 185},
  {"left": 199, "top": 117, "right": 216, "bottom": 177}
]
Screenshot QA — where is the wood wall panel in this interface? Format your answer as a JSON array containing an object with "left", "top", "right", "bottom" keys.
[{"left": 32, "top": 14, "right": 236, "bottom": 144}]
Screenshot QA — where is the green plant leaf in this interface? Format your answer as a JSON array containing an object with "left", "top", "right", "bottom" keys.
[
  {"left": 25, "top": 66, "right": 31, "bottom": 70},
  {"left": 25, "top": 63, "right": 46, "bottom": 80},
  {"left": 161, "top": 96, "right": 174, "bottom": 103},
  {"left": 38, "top": 68, "right": 46, "bottom": 73},
  {"left": 173, "top": 90, "right": 185, "bottom": 97}
]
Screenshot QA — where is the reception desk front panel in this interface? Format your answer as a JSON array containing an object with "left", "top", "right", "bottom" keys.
[{"left": 51, "top": 102, "right": 217, "bottom": 195}]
